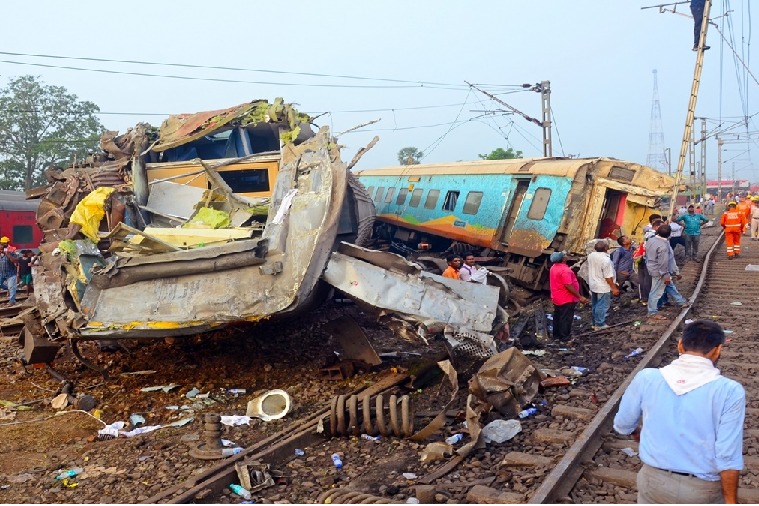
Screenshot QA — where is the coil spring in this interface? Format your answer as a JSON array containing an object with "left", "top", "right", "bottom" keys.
[
  {"left": 318, "top": 488, "right": 396, "bottom": 504},
  {"left": 329, "top": 393, "right": 413, "bottom": 438}
]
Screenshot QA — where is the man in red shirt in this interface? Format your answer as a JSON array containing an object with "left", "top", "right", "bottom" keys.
[{"left": 549, "top": 251, "right": 589, "bottom": 342}]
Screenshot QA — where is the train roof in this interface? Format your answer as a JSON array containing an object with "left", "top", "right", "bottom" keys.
[
  {"left": 355, "top": 156, "right": 659, "bottom": 178},
  {"left": 0, "top": 190, "right": 40, "bottom": 212}
]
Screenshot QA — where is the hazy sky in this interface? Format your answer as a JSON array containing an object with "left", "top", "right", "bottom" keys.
[{"left": 2, "top": 1, "right": 756, "bottom": 181}]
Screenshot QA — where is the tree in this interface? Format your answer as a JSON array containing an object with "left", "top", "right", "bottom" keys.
[
  {"left": 397, "top": 146, "right": 423, "bottom": 165},
  {"left": 478, "top": 147, "right": 523, "bottom": 160},
  {"left": 0, "top": 75, "right": 103, "bottom": 190}
]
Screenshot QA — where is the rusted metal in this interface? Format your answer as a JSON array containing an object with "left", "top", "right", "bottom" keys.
[
  {"left": 329, "top": 393, "right": 414, "bottom": 438},
  {"left": 317, "top": 489, "right": 396, "bottom": 504},
  {"left": 189, "top": 414, "right": 227, "bottom": 460},
  {"left": 528, "top": 231, "right": 723, "bottom": 503}
]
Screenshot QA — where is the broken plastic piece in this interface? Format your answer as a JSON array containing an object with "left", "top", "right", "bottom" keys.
[
  {"left": 621, "top": 447, "right": 638, "bottom": 457},
  {"left": 625, "top": 347, "right": 644, "bottom": 359},
  {"left": 140, "top": 384, "right": 178, "bottom": 393},
  {"left": 220, "top": 415, "right": 252, "bottom": 426},
  {"left": 186, "top": 387, "right": 200, "bottom": 399},
  {"left": 420, "top": 442, "right": 453, "bottom": 464}
]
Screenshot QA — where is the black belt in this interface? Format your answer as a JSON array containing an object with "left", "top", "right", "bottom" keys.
[{"left": 652, "top": 466, "right": 696, "bottom": 478}]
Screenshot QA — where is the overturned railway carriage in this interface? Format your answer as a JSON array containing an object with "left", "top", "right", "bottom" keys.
[
  {"left": 356, "top": 158, "right": 675, "bottom": 289},
  {"left": 23, "top": 99, "right": 377, "bottom": 365}
]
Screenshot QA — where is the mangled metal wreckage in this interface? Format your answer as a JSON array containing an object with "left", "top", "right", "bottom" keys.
[{"left": 23, "top": 99, "right": 507, "bottom": 371}]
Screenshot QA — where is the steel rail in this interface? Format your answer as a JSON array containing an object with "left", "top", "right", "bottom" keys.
[
  {"left": 529, "top": 230, "right": 724, "bottom": 504},
  {"left": 144, "top": 372, "right": 409, "bottom": 504}
]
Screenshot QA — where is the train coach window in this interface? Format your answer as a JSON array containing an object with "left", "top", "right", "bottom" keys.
[
  {"left": 396, "top": 187, "right": 408, "bottom": 205},
  {"left": 366, "top": 186, "right": 374, "bottom": 198},
  {"left": 463, "top": 191, "right": 483, "bottom": 214},
  {"left": 410, "top": 188, "right": 424, "bottom": 207},
  {"left": 442, "top": 190, "right": 460, "bottom": 211},
  {"left": 424, "top": 189, "right": 440, "bottom": 209},
  {"left": 375, "top": 187, "right": 385, "bottom": 203},
  {"left": 384, "top": 187, "right": 396, "bottom": 203},
  {"left": 527, "top": 188, "right": 552, "bottom": 220},
  {"left": 12, "top": 225, "right": 33, "bottom": 245}
]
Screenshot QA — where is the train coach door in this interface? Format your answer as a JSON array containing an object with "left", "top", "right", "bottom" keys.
[
  {"left": 596, "top": 189, "right": 627, "bottom": 240},
  {"left": 498, "top": 179, "right": 531, "bottom": 245}
]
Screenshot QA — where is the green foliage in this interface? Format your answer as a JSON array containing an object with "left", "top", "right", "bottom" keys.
[
  {"left": 0, "top": 75, "right": 104, "bottom": 190},
  {"left": 397, "top": 146, "right": 423, "bottom": 165},
  {"left": 478, "top": 147, "right": 523, "bottom": 160}
]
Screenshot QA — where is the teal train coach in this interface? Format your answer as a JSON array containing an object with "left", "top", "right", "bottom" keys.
[{"left": 354, "top": 157, "right": 675, "bottom": 289}]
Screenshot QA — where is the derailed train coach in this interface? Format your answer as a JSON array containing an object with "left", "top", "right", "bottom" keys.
[
  {"left": 21, "top": 99, "right": 378, "bottom": 365},
  {"left": 355, "top": 157, "right": 676, "bottom": 290}
]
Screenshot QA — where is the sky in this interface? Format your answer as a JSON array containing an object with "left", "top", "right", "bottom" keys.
[{"left": 1, "top": 0, "right": 757, "bottom": 182}]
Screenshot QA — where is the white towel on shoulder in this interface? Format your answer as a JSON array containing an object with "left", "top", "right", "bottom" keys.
[{"left": 659, "top": 354, "right": 721, "bottom": 395}]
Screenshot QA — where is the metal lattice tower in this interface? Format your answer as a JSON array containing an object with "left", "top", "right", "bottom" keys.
[{"left": 646, "top": 69, "right": 668, "bottom": 172}]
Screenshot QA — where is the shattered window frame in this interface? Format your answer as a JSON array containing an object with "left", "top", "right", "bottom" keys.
[
  {"left": 442, "top": 190, "right": 460, "bottom": 211},
  {"left": 424, "top": 189, "right": 440, "bottom": 209},
  {"left": 375, "top": 187, "right": 385, "bottom": 203},
  {"left": 462, "top": 191, "right": 484, "bottom": 215},
  {"left": 409, "top": 188, "right": 424, "bottom": 208},
  {"left": 384, "top": 187, "right": 397, "bottom": 203},
  {"left": 527, "top": 187, "right": 552, "bottom": 220},
  {"left": 396, "top": 187, "right": 409, "bottom": 205},
  {"left": 217, "top": 168, "right": 270, "bottom": 193}
]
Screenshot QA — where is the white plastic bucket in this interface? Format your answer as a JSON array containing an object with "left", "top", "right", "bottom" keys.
[{"left": 246, "top": 389, "right": 291, "bottom": 421}]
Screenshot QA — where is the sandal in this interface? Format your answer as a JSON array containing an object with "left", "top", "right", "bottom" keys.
[{"left": 648, "top": 314, "right": 668, "bottom": 321}]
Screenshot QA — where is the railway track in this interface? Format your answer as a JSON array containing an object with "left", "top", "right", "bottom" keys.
[{"left": 537, "top": 230, "right": 759, "bottom": 504}]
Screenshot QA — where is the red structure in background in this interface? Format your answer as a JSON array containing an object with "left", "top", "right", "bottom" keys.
[{"left": 0, "top": 190, "right": 42, "bottom": 250}]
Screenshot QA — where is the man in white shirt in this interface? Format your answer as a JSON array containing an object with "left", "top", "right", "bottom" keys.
[
  {"left": 668, "top": 214, "right": 686, "bottom": 251},
  {"left": 586, "top": 240, "right": 620, "bottom": 330}
]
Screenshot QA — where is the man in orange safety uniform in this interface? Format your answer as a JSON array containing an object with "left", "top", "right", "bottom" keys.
[
  {"left": 735, "top": 195, "right": 752, "bottom": 234},
  {"left": 721, "top": 202, "right": 747, "bottom": 259}
]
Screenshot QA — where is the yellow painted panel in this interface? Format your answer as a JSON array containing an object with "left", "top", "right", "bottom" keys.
[{"left": 146, "top": 160, "right": 279, "bottom": 199}]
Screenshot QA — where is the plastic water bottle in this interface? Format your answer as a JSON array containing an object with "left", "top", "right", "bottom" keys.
[
  {"left": 294, "top": 448, "right": 305, "bottom": 456},
  {"left": 445, "top": 433, "right": 464, "bottom": 445},
  {"left": 229, "top": 484, "right": 252, "bottom": 500},
  {"left": 518, "top": 407, "right": 538, "bottom": 419},
  {"left": 361, "top": 434, "right": 381, "bottom": 441},
  {"left": 222, "top": 447, "right": 243, "bottom": 457},
  {"left": 55, "top": 467, "right": 83, "bottom": 480},
  {"left": 625, "top": 347, "right": 644, "bottom": 359},
  {"left": 331, "top": 453, "right": 343, "bottom": 469}
]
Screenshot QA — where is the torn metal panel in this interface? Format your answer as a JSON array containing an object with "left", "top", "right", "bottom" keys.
[
  {"left": 145, "top": 181, "right": 206, "bottom": 222},
  {"left": 75, "top": 127, "right": 345, "bottom": 338},
  {"left": 322, "top": 248, "right": 499, "bottom": 333}
]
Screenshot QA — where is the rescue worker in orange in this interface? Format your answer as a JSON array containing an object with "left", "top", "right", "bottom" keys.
[
  {"left": 721, "top": 202, "right": 747, "bottom": 259},
  {"left": 735, "top": 195, "right": 752, "bottom": 234},
  {"left": 442, "top": 255, "right": 462, "bottom": 280}
]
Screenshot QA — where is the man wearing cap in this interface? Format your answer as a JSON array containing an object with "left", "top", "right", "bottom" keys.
[
  {"left": 751, "top": 197, "right": 759, "bottom": 240},
  {"left": 549, "top": 251, "right": 588, "bottom": 342},
  {"left": 0, "top": 244, "right": 18, "bottom": 306},
  {"left": 721, "top": 202, "right": 746, "bottom": 258},
  {"left": 614, "top": 320, "right": 744, "bottom": 503},
  {"left": 0, "top": 237, "right": 16, "bottom": 253}
]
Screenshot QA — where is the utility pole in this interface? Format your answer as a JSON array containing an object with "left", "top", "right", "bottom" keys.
[
  {"left": 539, "top": 81, "right": 553, "bottom": 157},
  {"left": 700, "top": 118, "right": 707, "bottom": 201},
  {"left": 467, "top": 81, "right": 553, "bottom": 158},
  {"left": 669, "top": 0, "right": 712, "bottom": 215},
  {"left": 647, "top": 69, "right": 668, "bottom": 171},
  {"left": 688, "top": 127, "right": 696, "bottom": 200},
  {"left": 717, "top": 136, "right": 723, "bottom": 200}
]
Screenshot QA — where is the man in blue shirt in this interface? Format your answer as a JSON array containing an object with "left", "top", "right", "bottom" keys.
[
  {"left": 0, "top": 245, "right": 18, "bottom": 306},
  {"left": 614, "top": 320, "right": 744, "bottom": 503},
  {"left": 677, "top": 205, "right": 710, "bottom": 261}
]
